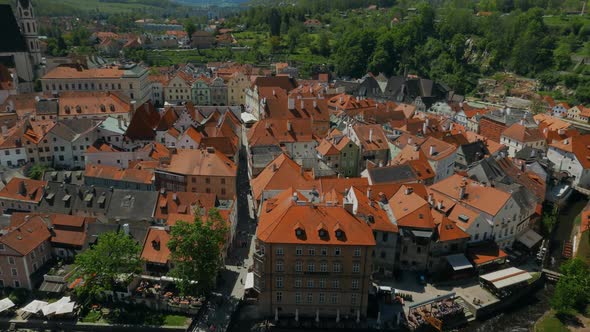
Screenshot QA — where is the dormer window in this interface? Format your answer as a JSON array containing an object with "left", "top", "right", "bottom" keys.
[
  {"left": 334, "top": 223, "right": 344, "bottom": 239},
  {"left": 100, "top": 104, "right": 106, "bottom": 112},
  {"left": 294, "top": 222, "right": 305, "bottom": 238}
]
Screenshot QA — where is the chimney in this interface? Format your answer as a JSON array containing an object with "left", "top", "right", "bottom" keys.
[
  {"left": 404, "top": 187, "right": 413, "bottom": 195},
  {"left": 19, "top": 180, "right": 27, "bottom": 196},
  {"left": 558, "top": 128, "right": 565, "bottom": 135},
  {"left": 343, "top": 198, "right": 353, "bottom": 214},
  {"left": 367, "top": 187, "right": 372, "bottom": 199},
  {"left": 0, "top": 125, "right": 7, "bottom": 137},
  {"left": 422, "top": 122, "right": 427, "bottom": 134},
  {"left": 272, "top": 89, "right": 276, "bottom": 96},
  {"left": 271, "top": 163, "right": 277, "bottom": 172},
  {"left": 369, "top": 129, "right": 373, "bottom": 143},
  {"left": 292, "top": 192, "right": 298, "bottom": 202},
  {"left": 301, "top": 100, "right": 305, "bottom": 109},
  {"left": 287, "top": 121, "right": 292, "bottom": 132},
  {"left": 172, "top": 193, "right": 178, "bottom": 202},
  {"left": 428, "top": 193, "right": 433, "bottom": 206},
  {"left": 520, "top": 119, "right": 525, "bottom": 126},
  {"left": 265, "top": 121, "right": 271, "bottom": 130},
  {"left": 437, "top": 200, "right": 443, "bottom": 210},
  {"left": 313, "top": 100, "right": 317, "bottom": 109},
  {"left": 544, "top": 128, "right": 548, "bottom": 134},
  {"left": 429, "top": 145, "right": 436, "bottom": 156},
  {"left": 407, "top": 137, "right": 412, "bottom": 145},
  {"left": 449, "top": 123, "right": 453, "bottom": 131},
  {"left": 459, "top": 181, "right": 467, "bottom": 199},
  {"left": 288, "top": 97, "right": 295, "bottom": 110}
]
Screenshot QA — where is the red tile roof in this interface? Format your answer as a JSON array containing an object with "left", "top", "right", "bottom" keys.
[
  {"left": 155, "top": 191, "right": 217, "bottom": 220},
  {"left": 350, "top": 187, "right": 398, "bottom": 233},
  {"left": 550, "top": 134, "right": 590, "bottom": 169},
  {"left": 251, "top": 154, "right": 314, "bottom": 200},
  {"left": 159, "top": 148, "right": 237, "bottom": 177},
  {"left": 0, "top": 216, "right": 51, "bottom": 255},
  {"left": 437, "top": 216, "right": 470, "bottom": 242},
  {"left": 84, "top": 164, "right": 154, "bottom": 185},
  {"left": 257, "top": 188, "right": 376, "bottom": 246},
  {"left": 141, "top": 227, "right": 171, "bottom": 265},
  {"left": 502, "top": 123, "right": 545, "bottom": 142},
  {"left": 353, "top": 124, "right": 388, "bottom": 151},
  {"left": 429, "top": 175, "right": 511, "bottom": 216},
  {"left": 0, "top": 178, "right": 47, "bottom": 203}
]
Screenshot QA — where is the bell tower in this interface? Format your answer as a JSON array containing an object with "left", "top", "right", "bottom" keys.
[{"left": 15, "top": 0, "right": 42, "bottom": 67}]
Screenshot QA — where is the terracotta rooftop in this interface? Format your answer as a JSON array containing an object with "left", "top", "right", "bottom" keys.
[
  {"left": 429, "top": 174, "right": 511, "bottom": 216},
  {"left": 502, "top": 123, "right": 545, "bottom": 142},
  {"left": 0, "top": 216, "right": 51, "bottom": 255},
  {"left": 43, "top": 66, "right": 127, "bottom": 79},
  {"left": 251, "top": 153, "right": 314, "bottom": 200},
  {"left": 0, "top": 178, "right": 47, "bottom": 203},
  {"left": 350, "top": 187, "right": 398, "bottom": 233},
  {"left": 159, "top": 148, "right": 237, "bottom": 177},
  {"left": 155, "top": 191, "right": 217, "bottom": 220},
  {"left": 436, "top": 215, "right": 470, "bottom": 242},
  {"left": 353, "top": 124, "right": 388, "bottom": 151},
  {"left": 84, "top": 164, "right": 154, "bottom": 185},
  {"left": 141, "top": 227, "right": 171, "bottom": 265},
  {"left": 549, "top": 134, "right": 590, "bottom": 169},
  {"left": 257, "top": 188, "right": 376, "bottom": 246},
  {"left": 388, "top": 184, "right": 434, "bottom": 229}
]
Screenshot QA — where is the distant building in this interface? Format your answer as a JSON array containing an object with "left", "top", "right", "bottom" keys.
[{"left": 41, "top": 63, "right": 151, "bottom": 105}]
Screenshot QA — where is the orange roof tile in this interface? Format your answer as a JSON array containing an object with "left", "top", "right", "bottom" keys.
[
  {"left": 350, "top": 187, "right": 398, "bottom": 233},
  {"left": 353, "top": 124, "right": 388, "bottom": 151},
  {"left": 159, "top": 148, "right": 237, "bottom": 177},
  {"left": 502, "top": 123, "right": 545, "bottom": 142},
  {"left": 437, "top": 216, "right": 470, "bottom": 242},
  {"left": 43, "top": 66, "right": 128, "bottom": 79},
  {"left": 467, "top": 242, "right": 508, "bottom": 266},
  {"left": 389, "top": 184, "right": 434, "bottom": 229},
  {"left": 155, "top": 191, "right": 217, "bottom": 220},
  {"left": 0, "top": 178, "right": 47, "bottom": 203},
  {"left": 550, "top": 134, "right": 590, "bottom": 169},
  {"left": 84, "top": 164, "right": 154, "bottom": 185},
  {"left": 251, "top": 154, "right": 314, "bottom": 200},
  {"left": 141, "top": 228, "right": 171, "bottom": 264},
  {"left": 429, "top": 175, "right": 511, "bottom": 216},
  {"left": 0, "top": 216, "right": 51, "bottom": 255},
  {"left": 257, "top": 188, "right": 376, "bottom": 246}
]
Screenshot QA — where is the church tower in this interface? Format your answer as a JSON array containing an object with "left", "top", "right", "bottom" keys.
[{"left": 15, "top": 0, "right": 41, "bottom": 67}]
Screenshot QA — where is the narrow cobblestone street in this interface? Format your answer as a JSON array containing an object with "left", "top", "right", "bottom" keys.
[{"left": 191, "top": 131, "right": 255, "bottom": 332}]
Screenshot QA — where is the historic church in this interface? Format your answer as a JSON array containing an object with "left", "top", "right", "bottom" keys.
[{"left": 0, "top": 0, "right": 43, "bottom": 93}]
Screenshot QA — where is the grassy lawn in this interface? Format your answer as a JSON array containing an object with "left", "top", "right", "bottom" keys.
[
  {"left": 164, "top": 314, "right": 188, "bottom": 326},
  {"left": 79, "top": 304, "right": 190, "bottom": 327},
  {"left": 543, "top": 15, "right": 590, "bottom": 29},
  {"left": 535, "top": 311, "right": 570, "bottom": 332},
  {"left": 80, "top": 310, "right": 102, "bottom": 323}
]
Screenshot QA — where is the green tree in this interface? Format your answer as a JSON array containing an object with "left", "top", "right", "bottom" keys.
[
  {"left": 185, "top": 21, "right": 196, "bottom": 42},
  {"left": 71, "top": 232, "right": 143, "bottom": 299},
  {"left": 27, "top": 163, "right": 52, "bottom": 180},
  {"left": 551, "top": 258, "right": 590, "bottom": 314},
  {"left": 167, "top": 208, "right": 228, "bottom": 295},
  {"left": 317, "top": 31, "right": 331, "bottom": 57},
  {"left": 269, "top": 36, "right": 282, "bottom": 54}
]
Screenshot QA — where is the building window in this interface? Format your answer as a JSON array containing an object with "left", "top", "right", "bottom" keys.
[
  {"left": 276, "top": 261, "right": 284, "bottom": 272},
  {"left": 11, "top": 268, "right": 17, "bottom": 276},
  {"left": 276, "top": 277, "right": 283, "bottom": 288},
  {"left": 331, "top": 293, "right": 339, "bottom": 304},
  {"left": 352, "top": 263, "right": 360, "bottom": 273},
  {"left": 351, "top": 294, "right": 358, "bottom": 305},
  {"left": 320, "top": 262, "right": 327, "bottom": 272},
  {"left": 307, "top": 279, "right": 314, "bottom": 288},
  {"left": 295, "top": 279, "right": 302, "bottom": 288},
  {"left": 295, "top": 248, "right": 302, "bottom": 256},
  {"left": 319, "top": 279, "right": 326, "bottom": 289},
  {"left": 334, "top": 248, "right": 341, "bottom": 256},
  {"left": 354, "top": 248, "right": 361, "bottom": 257},
  {"left": 351, "top": 279, "right": 359, "bottom": 289},
  {"left": 307, "top": 293, "right": 313, "bottom": 304},
  {"left": 8, "top": 257, "right": 15, "bottom": 265},
  {"left": 276, "top": 292, "right": 282, "bottom": 303},
  {"left": 307, "top": 262, "right": 315, "bottom": 272},
  {"left": 332, "top": 279, "right": 340, "bottom": 289},
  {"left": 0, "top": 244, "right": 4, "bottom": 251},
  {"left": 295, "top": 261, "right": 302, "bottom": 272},
  {"left": 276, "top": 247, "right": 283, "bottom": 256},
  {"left": 13, "top": 280, "right": 20, "bottom": 288},
  {"left": 333, "top": 263, "right": 342, "bottom": 273},
  {"left": 308, "top": 248, "right": 315, "bottom": 256},
  {"left": 319, "top": 293, "right": 325, "bottom": 304}
]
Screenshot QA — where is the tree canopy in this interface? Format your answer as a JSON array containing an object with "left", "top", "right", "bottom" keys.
[
  {"left": 71, "top": 231, "right": 143, "bottom": 299},
  {"left": 551, "top": 258, "right": 590, "bottom": 314},
  {"left": 167, "top": 207, "right": 229, "bottom": 296}
]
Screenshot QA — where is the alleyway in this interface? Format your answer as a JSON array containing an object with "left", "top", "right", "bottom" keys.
[{"left": 191, "top": 129, "right": 256, "bottom": 332}]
